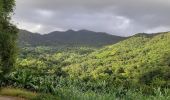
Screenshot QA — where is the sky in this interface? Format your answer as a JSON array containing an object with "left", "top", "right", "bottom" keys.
[{"left": 12, "top": 0, "right": 170, "bottom": 36}]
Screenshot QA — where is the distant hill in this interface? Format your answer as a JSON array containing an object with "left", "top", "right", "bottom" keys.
[{"left": 18, "top": 30, "right": 126, "bottom": 47}]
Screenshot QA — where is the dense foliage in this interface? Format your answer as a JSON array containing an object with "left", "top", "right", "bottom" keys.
[
  {"left": 0, "top": 0, "right": 18, "bottom": 75},
  {"left": 0, "top": 32, "right": 170, "bottom": 100},
  {"left": 65, "top": 32, "right": 170, "bottom": 90}
]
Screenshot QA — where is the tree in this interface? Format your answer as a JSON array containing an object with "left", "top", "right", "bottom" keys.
[{"left": 0, "top": 0, "right": 18, "bottom": 76}]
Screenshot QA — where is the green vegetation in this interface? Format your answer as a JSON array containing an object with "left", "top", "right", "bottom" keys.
[
  {"left": 0, "top": 0, "right": 18, "bottom": 76},
  {"left": 1, "top": 32, "right": 170, "bottom": 99},
  {"left": 64, "top": 32, "right": 170, "bottom": 90}
]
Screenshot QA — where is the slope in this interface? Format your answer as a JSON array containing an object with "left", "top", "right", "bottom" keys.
[{"left": 64, "top": 32, "right": 170, "bottom": 88}]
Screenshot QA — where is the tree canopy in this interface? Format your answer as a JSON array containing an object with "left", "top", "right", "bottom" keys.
[{"left": 0, "top": 0, "right": 18, "bottom": 76}]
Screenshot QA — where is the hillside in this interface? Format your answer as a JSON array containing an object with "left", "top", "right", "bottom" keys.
[
  {"left": 1, "top": 31, "right": 170, "bottom": 100},
  {"left": 64, "top": 32, "right": 170, "bottom": 87},
  {"left": 19, "top": 30, "right": 126, "bottom": 47}
]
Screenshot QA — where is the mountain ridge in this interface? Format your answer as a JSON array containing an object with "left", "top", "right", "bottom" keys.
[
  {"left": 19, "top": 29, "right": 126, "bottom": 47},
  {"left": 18, "top": 29, "right": 167, "bottom": 47}
]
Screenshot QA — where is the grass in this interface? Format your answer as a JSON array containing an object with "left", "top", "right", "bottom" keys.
[
  {"left": 55, "top": 87, "right": 170, "bottom": 100},
  {"left": 0, "top": 87, "right": 170, "bottom": 100}
]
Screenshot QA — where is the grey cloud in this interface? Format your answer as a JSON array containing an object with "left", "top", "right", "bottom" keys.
[{"left": 13, "top": 0, "right": 170, "bottom": 36}]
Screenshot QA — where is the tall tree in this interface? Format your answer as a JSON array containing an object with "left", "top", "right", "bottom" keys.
[{"left": 0, "top": 0, "right": 18, "bottom": 76}]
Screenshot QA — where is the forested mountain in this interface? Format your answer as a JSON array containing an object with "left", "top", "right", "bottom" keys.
[
  {"left": 18, "top": 29, "right": 126, "bottom": 47},
  {"left": 64, "top": 32, "right": 170, "bottom": 87},
  {"left": 17, "top": 31, "right": 170, "bottom": 89}
]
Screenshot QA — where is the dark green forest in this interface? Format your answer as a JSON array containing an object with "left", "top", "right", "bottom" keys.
[{"left": 18, "top": 29, "right": 126, "bottom": 47}]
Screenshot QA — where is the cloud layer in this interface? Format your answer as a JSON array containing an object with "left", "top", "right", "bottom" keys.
[{"left": 13, "top": 0, "right": 170, "bottom": 36}]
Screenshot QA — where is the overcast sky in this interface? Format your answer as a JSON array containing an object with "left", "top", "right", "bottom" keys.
[{"left": 12, "top": 0, "right": 170, "bottom": 36}]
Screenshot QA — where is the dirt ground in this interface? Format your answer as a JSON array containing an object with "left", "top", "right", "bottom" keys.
[{"left": 0, "top": 96, "right": 25, "bottom": 100}]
